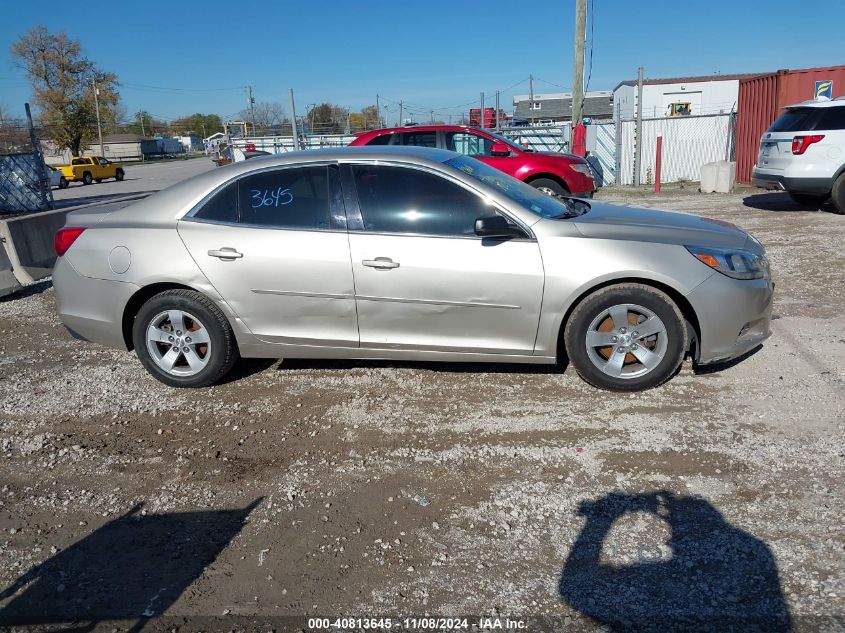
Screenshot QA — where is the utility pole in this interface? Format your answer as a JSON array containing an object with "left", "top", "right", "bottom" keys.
[
  {"left": 92, "top": 79, "right": 104, "bottom": 156},
  {"left": 572, "top": 0, "right": 587, "bottom": 126},
  {"left": 289, "top": 88, "right": 300, "bottom": 150},
  {"left": 633, "top": 66, "right": 644, "bottom": 187},
  {"left": 248, "top": 85, "right": 256, "bottom": 134},
  {"left": 480, "top": 92, "right": 485, "bottom": 127},
  {"left": 375, "top": 94, "right": 381, "bottom": 127},
  {"left": 399, "top": 100, "right": 403, "bottom": 126},
  {"left": 430, "top": 110, "right": 434, "bottom": 124},
  {"left": 138, "top": 111, "right": 146, "bottom": 137},
  {"left": 528, "top": 74, "right": 534, "bottom": 124},
  {"left": 495, "top": 90, "right": 500, "bottom": 131}
]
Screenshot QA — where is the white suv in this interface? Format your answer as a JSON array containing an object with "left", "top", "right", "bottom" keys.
[{"left": 752, "top": 97, "right": 845, "bottom": 214}]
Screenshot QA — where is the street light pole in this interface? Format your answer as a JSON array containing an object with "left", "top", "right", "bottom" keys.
[{"left": 92, "top": 79, "right": 104, "bottom": 156}]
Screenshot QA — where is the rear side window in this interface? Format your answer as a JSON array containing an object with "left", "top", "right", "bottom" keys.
[
  {"left": 194, "top": 181, "right": 238, "bottom": 223},
  {"left": 401, "top": 131, "right": 437, "bottom": 147},
  {"left": 351, "top": 165, "right": 491, "bottom": 236},
  {"left": 816, "top": 107, "right": 845, "bottom": 130},
  {"left": 365, "top": 133, "right": 394, "bottom": 146},
  {"left": 239, "top": 166, "right": 331, "bottom": 229},
  {"left": 767, "top": 107, "right": 824, "bottom": 132}
]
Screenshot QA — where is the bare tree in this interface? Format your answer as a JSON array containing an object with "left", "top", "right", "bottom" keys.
[{"left": 238, "top": 101, "right": 287, "bottom": 134}]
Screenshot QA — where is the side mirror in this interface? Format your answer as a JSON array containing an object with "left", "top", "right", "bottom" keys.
[
  {"left": 474, "top": 215, "right": 525, "bottom": 239},
  {"left": 490, "top": 142, "right": 511, "bottom": 156}
]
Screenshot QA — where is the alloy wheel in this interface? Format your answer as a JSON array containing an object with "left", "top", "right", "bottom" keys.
[
  {"left": 584, "top": 303, "right": 668, "bottom": 379},
  {"left": 145, "top": 310, "right": 212, "bottom": 377}
]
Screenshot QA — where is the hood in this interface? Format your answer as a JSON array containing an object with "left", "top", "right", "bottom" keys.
[
  {"left": 568, "top": 200, "right": 749, "bottom": 249},
  {"left": 532, "top": 150, "right": 586, "bottom": 162}
]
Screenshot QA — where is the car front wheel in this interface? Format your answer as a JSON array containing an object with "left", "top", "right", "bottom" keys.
[
  {"left": 530, "top": 177, "right": 568, "bottom": 197},
  {"left": 564, "top": 283, "right": 687, "bottom": 391},
  {"left": 132, "top": 289, "right": 238, "bottom": 388},
  {"left": 831, "top": 173, "right": 845, "bottom": 215}
]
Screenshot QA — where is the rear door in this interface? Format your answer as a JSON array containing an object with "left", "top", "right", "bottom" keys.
[{"left": 177, "top": 164, "right": 359, "bottom": 347}]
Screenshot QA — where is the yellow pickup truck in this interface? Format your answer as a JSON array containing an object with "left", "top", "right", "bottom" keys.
[{"left": 57, "top": 156, "right": 125, "bottom": 186}]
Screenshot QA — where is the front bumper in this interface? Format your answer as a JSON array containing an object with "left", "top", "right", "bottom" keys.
[
  {"left": 751, "top": 168, "right": 832, "bottom": 195},
  {"left": 686, "top": 272, "right": 774, "bottom": 365},
  {"left": 53, "top": 256, "right": 138, "bottom": 351}
]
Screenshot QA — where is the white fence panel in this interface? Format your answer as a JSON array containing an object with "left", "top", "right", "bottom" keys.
[
  {"left": 592, "top": 122, "right": 616, "bottom": 186},
  {"left": 500, "top": 124, "right": 571, "bottom": 153}
]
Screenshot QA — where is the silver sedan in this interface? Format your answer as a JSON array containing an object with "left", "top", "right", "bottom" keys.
[{"left": 52, "top": 146, "right": 773, "bottom": 391}]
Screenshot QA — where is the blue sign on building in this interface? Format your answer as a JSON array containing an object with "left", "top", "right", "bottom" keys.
[{"left": 815, "top": 80, "right": 833, "bottom": 100}]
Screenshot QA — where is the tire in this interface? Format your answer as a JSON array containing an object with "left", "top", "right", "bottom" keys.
[
  {"left": 564, "top": 283, "right": 688, "bottom": 391},
  {"left": 831, "top": 173, "right": 845, "bottom": 215},
  {"left": 132, "top": 289, "right": 238, "bottom": 388},
  {"left": 115, "top": 168, "right": 124, "bottom": 181},
  {"left": 58, "top": 177, "right": 68, "bottom": 189},
  {"left": 82, "top": 171, "right": 93, "bottom": 185},
  {"left": 529, "top": 177, "right": 568, "bottom": 197},
  {"left": 788, "top": 191, "right": 828, "bottom": 208}
]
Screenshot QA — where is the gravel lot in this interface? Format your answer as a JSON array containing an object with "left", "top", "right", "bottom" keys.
[{"left": 0, "top": 185, "right": 843, "bottom": 631}]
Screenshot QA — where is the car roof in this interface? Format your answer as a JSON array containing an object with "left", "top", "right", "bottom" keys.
[
  {"left": 785, "top": 97, "right": 845, "bottom": 109},
  {"left": 102, "top": 146, "right": 461, "bottom": 225},
  {"left": 358, "top": 125, "right": 490, "bottom": 135}
]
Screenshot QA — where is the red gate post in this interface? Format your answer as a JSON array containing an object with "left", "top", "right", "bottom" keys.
[{"left": 654, "top": 136, "right": 663, "bottom": 193}]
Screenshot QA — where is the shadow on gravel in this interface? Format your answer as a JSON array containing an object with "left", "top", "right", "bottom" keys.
[
  {"left": 559, "top": 490, "right": 791, "bottom": 632},
  {"left": 0, "top": 499, "right": 261, "bottom": 632},
  {"left": 277, "top": 357, "right": 563, "bottom": 375},
  {"left": 743, "top": 191, "right": 832, "bottom": 213},
  {"left": 0, "top": 279, "right": 52, "bottom": 302}
]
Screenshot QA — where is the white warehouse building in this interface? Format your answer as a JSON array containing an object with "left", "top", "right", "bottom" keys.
[{"left": 612, "top": 73, "right": 760, "bottom": 120}]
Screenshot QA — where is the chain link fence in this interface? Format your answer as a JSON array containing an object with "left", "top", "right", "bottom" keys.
[{"left": 0, "top": 106, "right": 53, "bottom": 213}]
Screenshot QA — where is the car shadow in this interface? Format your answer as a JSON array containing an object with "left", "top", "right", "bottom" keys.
[
  {"left": 0, "top": 279, "right": 53, "bottom": 303},
  {"left": 694, "top": 344, "right": 763, "bottom": 375},
  {"left": 559, "top": 490, "right": 791, "bottom": 631},
  {"left": 275, "top": 357, "right": 564, "bottom": 375},
  {"left": 742, "top": 192, "right": 832, "bottom": 213},
  {"left": 0, "top": 499, "right": 261, "bottom": 631}
]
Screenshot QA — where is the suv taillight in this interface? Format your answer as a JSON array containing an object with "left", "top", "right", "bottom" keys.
[
  {"left": 792, "top": 134, "right": 824, "bottom": 155},
  {"left": 54, "top": 227, "right": 86, "bottom": 256}
]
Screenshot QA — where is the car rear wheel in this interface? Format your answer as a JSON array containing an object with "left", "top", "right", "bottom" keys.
[
  {"left": 831, "top": 173, "right": 845, "bottom": 215},
  {"left": 530, "top": 177, "right": 568, "bottom": 197},
  {"left": 58, "top": 177, "right": 68, "bottom": 189},
  {"left": 82, "top": 172, "right": 93, "bottom": 185},
  {"left": 115, "top": 168, "right": 124, "bottom": 181},
  {"left": 788, "top": 192, "right": 829, "bottom": 208},
  {"left": 132, "top": 289, "right": 238, "bottom": 388},
  {"left": 564, "top": 283, "right": 687, "bottom": 391}
]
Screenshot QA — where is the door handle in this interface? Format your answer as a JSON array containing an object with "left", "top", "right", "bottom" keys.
[
  {"left": 208, "top": 247, "right": 243, "bottom": 260},
  {"left": 362, "top": 257, "right": 400, "bottom": 270}
]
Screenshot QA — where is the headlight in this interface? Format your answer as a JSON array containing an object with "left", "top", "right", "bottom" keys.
[
  {"left": 685, "top": 245, "right": 769, "bottom": 280},
  {"left": 569, "top": 163, "right": 594, "bottom": 176}
]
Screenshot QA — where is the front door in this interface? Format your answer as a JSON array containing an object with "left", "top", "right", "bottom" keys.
[
  {"left": 443, "top": 130, "right": 522, "bottom": 179},
  {"left": 178, "top": 164, "right": 358, "bottom": 347},
  {"left": 344, "top": 163, "right": 544, "bottom": 354}
]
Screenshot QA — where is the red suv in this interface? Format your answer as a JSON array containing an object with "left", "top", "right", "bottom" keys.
[{"left": 350, "top": 125, "right": 596, "bottom": 198}]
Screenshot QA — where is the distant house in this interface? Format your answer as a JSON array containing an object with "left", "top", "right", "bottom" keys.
[
  {"left": 175, "top": 135, "right": 203, "bottom": 152},
  {"left": 87, "top": 134, "right": 158, "bottom": 161},
  {"left": 612, "top": 74, "right": 756, "bottom": 120},
  {"left": 513, "top": 91, "right": 614, "bottom": 123}
]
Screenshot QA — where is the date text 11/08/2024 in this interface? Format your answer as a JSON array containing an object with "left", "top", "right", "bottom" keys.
[{"left": 306, "top": 617, "right": 528, "bottom": 630}]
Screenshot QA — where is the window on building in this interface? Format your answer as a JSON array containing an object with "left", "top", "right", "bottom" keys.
[{"left": 531, "top": 102, "right": 542, "bottom": 110}]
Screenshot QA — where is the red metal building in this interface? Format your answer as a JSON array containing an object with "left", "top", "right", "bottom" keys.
[{"left": 735, "top": 65, "right": 845, "bottom": 183}]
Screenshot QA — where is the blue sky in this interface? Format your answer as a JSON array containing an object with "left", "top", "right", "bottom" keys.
[{"left": 1, "top": 0, "right": 843, "bottom": 124}]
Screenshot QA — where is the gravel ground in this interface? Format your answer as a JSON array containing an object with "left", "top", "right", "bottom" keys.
[{"left": 0, "top": 186, "right": 843, "bottom": 632}]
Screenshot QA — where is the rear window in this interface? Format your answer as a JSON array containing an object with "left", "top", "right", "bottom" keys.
[
  {"left": 816, "top": 107, "right": 845, "bottom": 130},
  {"left": 767, "top": 107, "right": 824, "bottom": 132},
  {"left": 365, "top": 133, "right": 394, "bottom": 146}
]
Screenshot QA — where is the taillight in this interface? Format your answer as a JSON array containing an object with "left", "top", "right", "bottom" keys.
[
  {"left": 54, "top": 227, "right": 86, "bottom": 256},
  {"left": 792, "top": 134, "right": 824, "bottom": 155}
]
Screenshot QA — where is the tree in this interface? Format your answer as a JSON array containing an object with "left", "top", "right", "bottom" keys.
[
  {"left": 360, "top": 105, "right": 379, "bottom": 128},
  {"left": 308, "top": 103, "right": 347, "bottom": 134},
  {"left": 11, "top": 26, "right": 119, "bottom": 156},
  {"left": 238, "top": 101, "right": 287, "bottom": 134},
  {"left": 171, "top": 113, "right": 223, "bottom": 138}
]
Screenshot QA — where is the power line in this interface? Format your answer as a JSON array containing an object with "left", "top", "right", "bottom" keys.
[{"left": 118, "top": 82, "right": 248, "bottom": 93}]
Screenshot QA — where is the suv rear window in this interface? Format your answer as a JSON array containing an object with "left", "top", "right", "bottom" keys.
[
  {"left": 816, "top": 107, "right": 845, "bottom": 130},
  {"left": 767, "top": 107, "right": 824, "bottom": 132}
]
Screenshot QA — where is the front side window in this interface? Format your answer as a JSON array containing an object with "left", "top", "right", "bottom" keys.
[
  {"left": 446, "top": 132, "right": 494, "bottom": 157},
  {"left": 351, "top": 165, "right": 494, "bottom": 236},
  {"left": 400, "top": 131, "right": 437, "bottom": 148}
]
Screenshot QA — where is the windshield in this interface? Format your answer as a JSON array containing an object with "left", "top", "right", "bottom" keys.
[{"left": 445, "top": 155, "right": 589, "bottom": 218}]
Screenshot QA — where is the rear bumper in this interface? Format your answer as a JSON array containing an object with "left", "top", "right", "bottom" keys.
[
  {"left": 751, "top": 169, "right": 832, "bottom": 194},
  {"left": 687, "top": 272, "right": 774, "bottom": 365},
  {"left": 53, "top": 256, "right": 138, "bottom": 350}
]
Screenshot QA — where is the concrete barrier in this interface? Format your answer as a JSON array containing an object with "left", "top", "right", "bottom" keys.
[
  {"left": 0, "top": 241, "right": 21, "bottom": 298},
  {"left": 0, "top": 207, "right": 72, "bottom": 286}
]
